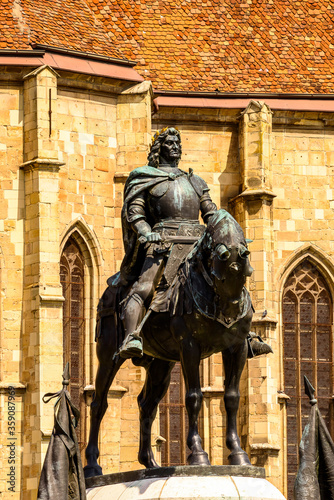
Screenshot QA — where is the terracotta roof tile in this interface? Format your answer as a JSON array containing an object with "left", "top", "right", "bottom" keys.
[
  {"left": 1, "top": 1, "right": 334, "bottom": 93},
  {"left": 90, "top": 0, "right": 334, "bottom": 93},
  {"left": 0, "top": 0, "right": 126, "bottom": 61}
]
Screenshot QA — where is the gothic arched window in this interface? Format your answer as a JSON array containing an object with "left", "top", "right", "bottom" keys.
[
  {"left": 60, "top": 238, "right": 86, "bottom": 452},
  {"left": 283, "top": 260, "right": 333, "bottom": 499}
]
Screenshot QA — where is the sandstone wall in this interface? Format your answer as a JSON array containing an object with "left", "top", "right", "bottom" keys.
[
  {"left": 0, "top": 68, "right": 153, "bottom": 500},
  {"left": 0, "top": 65, "right": 333, "bottom": 500},
  {"left": 0, "top": 86, "right": 25, "bottom": 499}
]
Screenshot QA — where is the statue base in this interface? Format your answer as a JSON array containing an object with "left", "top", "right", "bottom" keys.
[{"left": 86, "top": 465, "right": 286, "bottom": 499}]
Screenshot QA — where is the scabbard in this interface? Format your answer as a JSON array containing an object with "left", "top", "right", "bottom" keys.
[{"left": 162, "top": 235, "right": 200, "bottom": 244}]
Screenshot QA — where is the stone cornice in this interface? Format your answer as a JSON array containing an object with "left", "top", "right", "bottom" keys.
[
  {"left": 0, "top": 382, "right": 26, "bottom": 394},
  {"left": 84, "top": 384, "right": 128, "bottom": 395},
  {"left": 230, "top": 189, "right": 277, "bottom": 205},
  {"left": 251, "top": 312, "right": 278, "bottom": 326},
  {"left": 250, "top": 443, "right": 280, "bottom": 454},
  {"left": 39, "top": 294, "right": 65, "bottom": 303},
  {"left": 114, "top": 172, "right": 129, "bottom": 182},
  {"left": 277, "top": 392, "right": 290, "bottom": 404},
  {"left": 201, "top": 386, "right": 225, "bottom": 396},
  {"left": 20, "top": 158, "right": 65, "bottom": 172}
]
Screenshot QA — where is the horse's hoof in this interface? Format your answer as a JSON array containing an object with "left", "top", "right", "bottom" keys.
[
  {"left": 142, "top": 460, "right": 160, "bottom": 469},
  {"left": 228, "top": 451, "right": 251, "bottom": 466},
  {"left": 84, "top": 464, "right": 103, "bottom": 478},
  {"left": 187, "top": 451, "right": 210, "bottom": 466},
  {"left": 143, "top": 459, "right": 159, "bottom": 469},
  {"left": 138, "top": 454, "right": 160, "bottom": 469}
]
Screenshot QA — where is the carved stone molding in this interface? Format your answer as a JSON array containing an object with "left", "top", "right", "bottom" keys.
[
  {"left": 20, "top": 158, "right": 64, "bottom": 172},
  {"left": 277, "top": 391, "right": 290, "bottom": 405},
  {"left": 250, "top": 443, "right": 280, "bottom": 455},
  {"left": 250, "top": 443, "right": 280, "bottom": 467},
  {"left": 0, "top": 382, "right": 26, "bottom": 394},
  {"left": 229, "top": 189, "right": 276, "bottom": 208},
  {"left": 114, "top": 171, "right": 129, "bottom": 182},
  {"left": 201, "top": 386, "right": 225, "bottom": 397}
]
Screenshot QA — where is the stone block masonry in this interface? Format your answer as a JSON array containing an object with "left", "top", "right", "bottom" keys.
[{"left": 1, "top": 59, "right": 334, "bottom": 500}]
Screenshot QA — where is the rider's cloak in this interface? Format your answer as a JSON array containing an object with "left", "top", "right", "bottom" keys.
[{"left": 118, "top": 166, "right": 173, "bottom": 286}]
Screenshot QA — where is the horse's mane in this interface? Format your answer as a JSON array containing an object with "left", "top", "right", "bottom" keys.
[
  {"left": 187, "top": 209, "right": 245, "bottom": 263},
  {"left": 205, "top": 209, "right": 245, "bottom": 245}
]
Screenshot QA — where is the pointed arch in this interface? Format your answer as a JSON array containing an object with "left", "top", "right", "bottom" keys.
[
  {"left": 276, "top": 243, "right": 334, "bottom": 389},
  {"left": 60, "top": 216, "right": 103, "bottom": 369},
  {"left": 60, "top": 216, "right": 104, "bottom": 276},
  {"left": 60, "top": 238, "right": 86, "bottom": 451},
  {"left": 278, "top": 247, "right": 334, "bottom": 499},
  {"left": 60, "top": 217, "right": 104, "bottom": 456},
  {"left": 277, "top": 243, "right": 334, "bottom": 297}
]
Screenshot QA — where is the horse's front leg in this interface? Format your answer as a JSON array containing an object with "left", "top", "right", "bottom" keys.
[
  {"left": 85, "top": 313, "right": 125, "bottom": 478},
  {"left": 137, "top": 358, "right": 175, "bottom": 468},
  {"left": 180, "top": 336, "right": 210, "bottom": 466},
  {"left": 85, "top": 353, "right": 125, "bottom": 477},
  {"left": 222, "top": 340, "right": 251, "bottom": 466}
]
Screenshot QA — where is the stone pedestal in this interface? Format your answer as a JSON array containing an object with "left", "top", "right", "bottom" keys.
[{"left": 86, "top": 466, "right": 286, "bottom": 499}]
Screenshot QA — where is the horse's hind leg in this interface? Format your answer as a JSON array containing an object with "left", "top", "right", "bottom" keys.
[
  {"left": 85, "top": 334, "right": 125, "bottom": 478},
  {"left": 179, "top": 335, "right": 210, "bottom": 466},
  {"left": 222, "top": 340, "right": 251, "bottom": 465},
  {"left": 138, "top": 358, "right": 174, "bottom": 468}
]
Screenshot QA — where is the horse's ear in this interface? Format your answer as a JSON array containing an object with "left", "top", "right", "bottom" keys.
[
  {"left": 239, "top": 245, "right": 250, "bottom": 259},
  {"left": 215, "top": 244, "right": 230, "bottom": 261}
]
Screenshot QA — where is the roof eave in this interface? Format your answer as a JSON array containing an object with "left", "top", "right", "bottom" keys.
[
  {"left": 154, "top": 94, "right": 334, "bottom": 113},
  {"left": 31, "top": 43, "right": 137, "bottom": 68},
  {"left": 0, "top": 49, "right": 143, "bottom": 84},
  {"left": 154, "top": 89, "right": 334, "bottom": 100}
]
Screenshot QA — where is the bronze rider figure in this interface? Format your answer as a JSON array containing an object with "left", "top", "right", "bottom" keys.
[{"left": 118, "top": 127, "right": 217, "bottom": 358}]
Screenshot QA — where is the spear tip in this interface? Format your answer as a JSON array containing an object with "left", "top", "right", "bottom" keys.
[
  {"left": 304, "top": 375, "right": 317, "bottom": 405},
  {"left": 62, "top": 362, "right": 70, "bottom": 386}
]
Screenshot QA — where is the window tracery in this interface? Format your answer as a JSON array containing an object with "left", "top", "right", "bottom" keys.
[
  {"left": 283, "top": 259, "right": 333, "bottom": 499},
  {"left": 60, "top": 238, "right": 86, "bottom": 453}
]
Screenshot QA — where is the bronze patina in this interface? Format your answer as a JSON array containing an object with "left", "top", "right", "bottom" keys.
[
  {"left": 117, "top": 127, "right": 217, "bottom": 358},
  {"left": 38, "top": 364, "right": 86, "bottom": 500},
  {"left": 294, "top": 376, "right": 334, "bottom": 499},
  {"left": 84, "top": 127, "right": 272, "bottom": 478}
]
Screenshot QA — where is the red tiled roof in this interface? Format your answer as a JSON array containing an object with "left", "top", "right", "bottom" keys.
[
  {"left": 0, "top": 0, "right": 127, "bottom": 61},
  {"left": 90, "top": 0, "right": 334, "bottom": 94},
  {"left": 1, "top": 1, "right": 334, "bottom": 94}
]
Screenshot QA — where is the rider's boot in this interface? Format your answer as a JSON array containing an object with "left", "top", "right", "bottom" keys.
[
  {"left": 119, "top": 293, "right": 144, "bottom": 359},
  {"left": 247, "top": 331, "right": 273, "bottom": 358}
]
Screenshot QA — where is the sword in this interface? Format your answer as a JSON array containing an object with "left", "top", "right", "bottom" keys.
[{"left": 139, "top": 235, "right": 200, "bottom": 244}]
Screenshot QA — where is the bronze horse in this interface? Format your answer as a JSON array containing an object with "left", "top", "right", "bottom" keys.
[{"left": 85, "top": 209, "right": 255, "bottom": 477}]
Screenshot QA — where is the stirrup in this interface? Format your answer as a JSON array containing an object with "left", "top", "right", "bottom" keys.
[{"left": 119, "top": 333, "right": 143, "bottom": 359}]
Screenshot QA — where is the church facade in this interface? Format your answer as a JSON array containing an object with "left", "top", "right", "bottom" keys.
[{"left": 0, "top": 2, "right": 334, "bottom": 499}]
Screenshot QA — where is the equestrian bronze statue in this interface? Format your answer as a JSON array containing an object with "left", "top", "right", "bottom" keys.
[{"left": 84, "top": 127, "right": 272, "bottom": 478}]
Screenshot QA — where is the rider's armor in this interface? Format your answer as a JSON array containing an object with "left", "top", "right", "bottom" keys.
[
  {"left": 119, "top": 166, "right": 217, "bottom": 358},
  {"left": 128, "top": 167, "right": 216, "bottom": 251}
]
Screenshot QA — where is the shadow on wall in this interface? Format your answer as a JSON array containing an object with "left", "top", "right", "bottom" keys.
[{"left": 218, "top": 127, "right": 240, "bottom": 209}]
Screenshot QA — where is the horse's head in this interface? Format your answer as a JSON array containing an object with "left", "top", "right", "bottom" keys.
[{"left": 199, "top": 209, "right": 253, "bottom": 303}]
